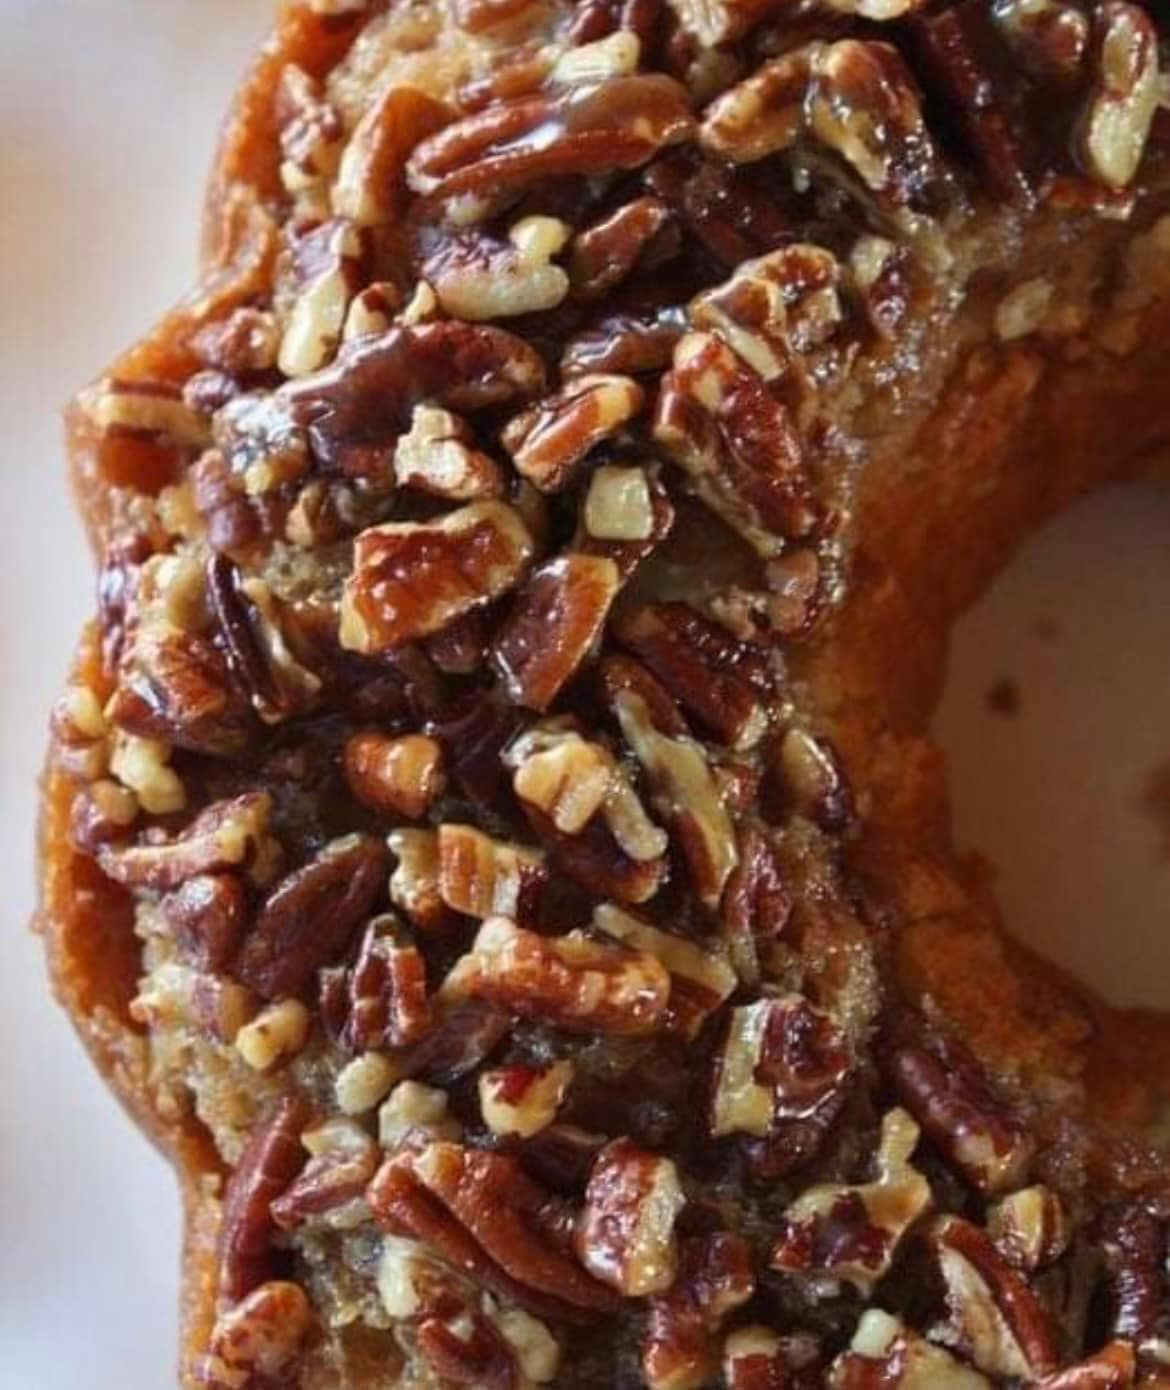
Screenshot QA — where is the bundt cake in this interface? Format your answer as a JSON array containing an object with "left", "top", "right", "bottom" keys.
[{"left": 37, "top": 0, "right": 1170, "bottom": 1384}]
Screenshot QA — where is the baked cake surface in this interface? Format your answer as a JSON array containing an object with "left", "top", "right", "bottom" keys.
[{"left": 37, "top": 0, "right": 1170, "bottom": 1385}]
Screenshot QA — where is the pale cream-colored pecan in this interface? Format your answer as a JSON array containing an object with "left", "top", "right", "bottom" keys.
[
  {"left": 506, "top": 721, "right": 617, "bottom": 834},
  {"left": 277, "top": 64, "right": 342, "bottom": 191},
  {"left": 987, "top": 1185, "right": 1069, "bottom": 1271},
  {"left": 502, "top": 374, "right": 645, "bottom": 494},
  {"left": 278, "top": 218, "right": 368, "bottom": 378},
  {"left": 342, "top": 281, "right": 402, "bottom": 342},
  {"left": 722, "top": 1325, "right": 788, "bottom": 1390},
  {"left": 378, "top": 1080, "right": 464, "bottom": 1149},
  {"left": 197, "top": 1280, "right": 311, "bottom": 1390},
  {"left": 643, "top": 1233, "right": 755, "bottom": 1390},
  {"left": 847, "top": 233, "right": 910, "bottom": 339},
  {"left": 270, "top": 1117, "right": 378, "bottom": 1232},
  {"left": 340, "top": 501, "right": 535, "bottom": 652},
  {"left": 653, "top": 332, "right": 817, "bottom": 554},
  {"left": 335, "top": 1051, "right": 399, "bottom": 1115},
  {"left": 333, "top": 84, "right": 452, "bottom": 225},
  {"left": 613, "top": 687, "right": 739, "bottom": 908},
  {"left": 615, "top": 603, "right": 770, "bottom": 750},
  {"left": 719, "top": 826, "right": 791, "bottom": 987},
  {"left": 80, "top": 378, "right": 211, "bottom": 450},
  {"left": 426, "top": 216, "right": 572, "bottom": 321},
  {"left": 235, "top": 834, "right": 389, "bottom": 1000},
  {"left": 98, "top": 792, "right": 275, "bottom": 891},
  {"left": 406, "top": 75, "right": 694, "bottom": 205},
  {"left": 993, "top": 0, "right": 1090, "bottom": 82},
  {"left": 1077, "top": 2, "right": 1159, "bottom": 190},
  {"left": 108, "top": 731, "right": 186, "bottom": 814},
  {"left": 926, "top": 1214, "right": 1060, "bottom": 1379},
  {"left": 389, "top": 828, "right": 449, "bottom": 932},
  {"left": 493, "top": 555, "right": 621, "bottom": 711},
  {"left": 569, "top": 196, "right": 675, "bottom": 301},
  {"left": 344, "top": 731, "right": 446, "bottom": 820},
  {"left": 883, "top": 1019, "right": 1034, "bottom": 1195},
  {"left": 995, "top": 276, "right": 1055, "bottom": 341},
  {"left": 479, "top": 1060, "right": 574, "bottom": 1137},
  {"left": 441, "top": 917, "right": 671, "bottom": 1036},
  {"left": 770, "top": 1108, "right": 931, "bottom": 1291},
  {"left": 691, "top": 243, "right": 843, "bottom": 388},
  {"left": 582, "top": 464, "right": 656, "bottom": 541},
  {"left": 235, "top": 998, "right": 311, "bottom": 1071},
  {"left": 551, "top": 30, "right": 641, "bottom": 85},
  {"left": 594, "top": 904, "right": 736, "bottom": 1040},
  {"left": 393, "top": 404, "right": 505, "bottom": 499},
  {"left": 575, "top": 1138, "right": 686, "bottom": 1296},
  {"left": 828, "top": 1309, "right": 992, "bottom": 1389},
  {"left": 437, "top": 823, "right": 548, "bottom": 921},
  {"left": 776, "top": 727, "right": 854, "bottom": 830}
]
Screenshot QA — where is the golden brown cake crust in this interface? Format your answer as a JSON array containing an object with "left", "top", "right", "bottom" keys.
[{"left": 37, "top": 1, "right": 1170, "bottom": 1386}]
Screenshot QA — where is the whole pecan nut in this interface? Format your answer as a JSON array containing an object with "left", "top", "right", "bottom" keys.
[{"left": 575, "top": 1137, "right": 686, "bottom": 1296}]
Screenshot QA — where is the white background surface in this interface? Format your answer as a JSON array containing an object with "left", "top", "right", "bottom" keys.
[{"left": 0, "top": 3, "right": 1167, "bottom": 1387}]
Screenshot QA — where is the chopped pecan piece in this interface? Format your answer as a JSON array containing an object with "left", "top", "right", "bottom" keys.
[
  {"left": 643, "top": 1234, "right": 755, "bottom": 1390},
  {"left": 926, "top": 1214, "right": 1060, "bottom": 1379},
  {"left": 193, "top": 307, "right": 280, "bottom": 376},
  {"left": 235, "top": 834, "right": 389, "bottom": 999},
  {"left": 700, "top": 46, "right": 813, "bottom": 164},
  {"left": 69, "top": 779, "right": 139, "bottom": 853},
  {"left": 828, "top": 1309, "right": 992, "bottom": 1389},
  {"left": 579, "top": 467, "right": 676, "bottom": 579},
  {"left": 344, "top": 731, "right": 446, "bottom": 820},
  {"left": 654, "top": 333, "right": 817, "bottom": 554},
  {"left": 987, "top": 1185, "right": 1069, "bottom": 1271},
  {"left": 502, "top": 374, "right": 645, "bottom": 494},
  {"left": 553, "top": 27, "right": 644, "bottom": 81},
  {"left": 575, "top": 1138, "right": 686, "bottom": 1296},
  {"left": 99, "top": 793, "right": 275, "bottom": 892},
  {"left": 278, "top": 218, "right": 369, "bottom": 378},
  {"left": 719, "top": 826, "right": 791, "bottom": 986},
  {"left": 399, "top": 1000, "right": 511, "bottom": 1085},
  {"left": 993, "top": 0, "right": 1090, "bottom": 83},
  {"left": 437, "top": 823, "right": 548, "bottom": 922},
  {"left": 1029, "top": 1343, "right": 1137, "bottom": 1389},
  {"left": 426, "top": 216, "right": 572, "bottom": 321},
  {"left": 197, "top": 1280, "right": 311, "bottom": 1390},
  {"left": 770, "top": 1108, "right": 931, "bottom": 1291},
  {"left": 393, "top": 404, "right": 505, "bottom": 500},
  {"left": 493, "top": 555, "right": 621, "bottom": 710},
  {"left": 594, "top": 904, "right": 736, "bottom": 1039},
  {"left": 561, "top": 309, "right": 684, "bottom": 378},
  {"left": 406, "top": 75, "right": 694, "bottom": 205},
  {"left": 569, "top": 197, "right": 676, "bottom": 300},
  {"left": 722, "top": 1326, "right": 789, "bottom": 1390},
  {"left": 616, "top": 603, "right": 770, "bottom": 749},
  {"left": 333, "top": 83, "right": 452, "bottom": 226},
  {"left": 614, "top": 687, "right": 739, "bottom": 908},
  {"left": 507, "top": 721, "right": 617, "bottom": 834},
  {"left": 270, "top": 1117, "right": 378, "bottom": 1232},
  {"left": 1076, "top": 2, "right": 1159, "bottom": 190},
  {"left": 217, "top": 1095, "right": 309, "bottom": 1303},
  {"left": 664, "top": 0, "right": 783, "bottom": 46},
  {"left": 80, "top": 377, "right": 211, "bottom": 450},
  {"left": 276, "top": 63, "right": 343, "bottom": 189},
  {"left": 340, "top": 501, "right": 535, "bottom": 652},
  {"left": 441, "top": 917, "right": 671, "bottom": 1036},
  {"left": 775, "top": 727, "right": 854, "bottom": 831},
  {"left": 389, "top": 828, "right": 450, "bottom": 933},
  {"left": 883, "top": 1018, "right": 1034, "bottom": 1195},
  {"left": 379, "top": 1080, "right": 464, "bottom": 1150},
  {"left": 235, "top": 998, "right": 311, "bottom": 1071},
  {"left": 480, "top": 1060, "right": 574, "bottom": 1137},
  {"left": 1098, "top": 1204, "right": 1167, "bottom": 1348},
  {"left": 280, "top": 323, "right": 546, "bottom": 474}
]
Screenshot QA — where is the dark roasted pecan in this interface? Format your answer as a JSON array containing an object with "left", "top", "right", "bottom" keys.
[
  {"left": 1029, "top": 1342, "right": 1136, "bottom": 1389},
  {"left": 399, "top": 999, "right": 511, "bottom": 1085},
  {"left": 561, "top": 309, "right": 685, "bottom": 377},
  {"left": 343, "top": 731, "right": 446, "bottom": 820},
  {"left": 437, "top": 822, "right": 549, "bottom": 922},
  {"left": 217, "top": 1095, "right": 309, "bottom": 1303},
  {"left": 615, "top": 602, "right": 770, "bottom": 749},
  {"left": 197, "top": 1280, "right": 311, "bottom": 1390},
  {"left": 1075, "top": 1, "right": 1159, "bottom": 190},
  {"left": 599, "top": 652, "right": 689, "bottom": 737},
  {"left": 576, "top": 1137, "right": 685, "bottom": 1296},
  {"left": 405, "top": 75, "right": 694, "bottom": 204},
  {"left": 1098, "top": 1204, "right": 1167, "bottom": 1347},
  {"left": 441, "top": 917, "right": 671, "bottom": 1035},
  {"left": 828, "top": 1308, "right": 991, "bottom": 1389},
  {"left": 429, "top": 690, "right": 523, "bottom": 808},
  {"left": 345, "top": 916, "right": 432, "bottom": 1050},
  {"left": 663, "top": 0, "right": 784, "bottom": 47},
  {"left": 502, "top": 374, "right": 645, "bottom": 493},
  {"left": 568, "top": 0, "right": 662, "bottom": 47},
  {"left": 719, "top": 826, "right": 791, "bottom": 985},
  {"left": 270, "top": 1117, "right": 377, "bottom": 1232},
  {"left": 97, "top": 533, "right": 152, "bottom": 675},
  {"left": 333, "top": 83, "right": 452, "bottom": 226},
  {"left": 340, "top": 501, "right": 535, "bottom": 652},
  {"left": 770, "top": 1108, "right": 930, "bottom": 1291},
  {"left": 416, "top": 1310, "right": 520, "bottom": 1389},
  {"left": 926, "top": 1214, "right": 1060, "bottom": 1379},
  {"left": 654, "top": 332, "right": 818, "bottom": 553},
  {"left": 235, "top": 834, "right": 389, "bottom": 999},
  {"left": 193, "top": 307, "right": 280, "bottom": 377},
  {"left": 68, "top": 780, "right": 139, "bottom": 854},
  {"left": 493, "top": 555, "right": 621, "bottom": 710},
  {"left": 643, "top": 1233, "right": 755, "bottom": 1390},
  {"left": 882, "top": 1017, "right": 1034, "bottom": 1195},
  {"left": 993, "top": 0, "right": 1090, "bottom": 84},
  {"left": 569, "top": 197, "right": 676, "bottom": 300},
  {"left": 99, "top": 793, "right": 275, "bottom": 892},
  {"left": 162, "top": 873, "right": 248, "bottom": 972},
  {"left": 280, "top": 323, "right": 546, "bottom": 475}
]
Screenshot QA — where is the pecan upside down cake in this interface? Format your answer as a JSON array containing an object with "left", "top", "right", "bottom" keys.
[{"left": 37, "top": 0, "right": 1170, "bottom": 1385}]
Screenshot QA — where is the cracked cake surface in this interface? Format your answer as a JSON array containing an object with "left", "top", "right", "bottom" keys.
[{"left": 35, "top": 0, "right": 1170, "bottom": 1385}]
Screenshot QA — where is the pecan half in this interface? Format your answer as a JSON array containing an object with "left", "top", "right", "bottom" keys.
[
  {"left": 437, "top": 823, "right": 549, "bottom": 922},
  {"left": 344, "top": 731, "right": 446, "bottom": 820},
  {"left": 575, "top": 1138, "right": 686, "bottom": 1296},
  {"left": 770, "top": 1108, "right": 931, "bottom": 1291},
  {"left": 340, "top": 501, "right": 535, "bottom": 652},
  {"left": 926, "top": 1214, "right": 1060, "bottom": 1379},
  {"left": 561, "top": 309, "right": 684, "bottom": 378},
  {"left": 197, "top": 1280, "right": 311, "bottom": 1390},
  {"left": 643, "top": 1233, "right": 755, "bottom": 1390},
  {"left": 217, "top": 1095, "right": 309, "bottom": 1303},
  {"left": 775, "top": 727, "right": 854, "bottom": 831},
  {"left": 719, "top": 826, "right": 791, "bottom": 986},
  {"left": 81, "top": 377, "right": 211, "bottom": 450},
  {"left": 333, "top": 83, "right": 452, "bottom": 226},
  {"left": 502, "top": 374, "right": 645, "bottom": 494},
  {"left": 425, "top": 216, "right": 572, "bottom": 321},
  {"left": 441, "top": 917, "right": 671, "bottom": 1035},
  {"left": 1029, "top": 1343, "right": 1137, "bottom": 1390},
  {"left": 828, "top": 1308, "right": 992, "bottom": 1389},
  {"left": 493, "top": 555, "right": 621, "bottom": 711},
  {"left": 398, "top": 1000, "right": 511, "bottom": 1085},
  {"left": 406, "top": 75, "right": 694, "bottom": 205},
  {"left": 99, "top": 793, "right": 275, "bottom": 892},
  {"left": 1098, "top": 1204, "right": 1167, "bottom": 1348},
  {"left": 270, "top": 1117, "right": 378, "bottom": 1232},
  {"left": 345, "top": 915, "right": 432, "bottom": 1050},
  {"left": 700, "top": 46, "right": 814, "bottom": 164},
  {"left": 883, "top": 1018, "right": 1034, "bottom": 1195},
  {"left": 416, "top": 1310, "right": 522, "bottom": 1389},
  {"left": 569, "top": 196, "right": 676, "bottom": 300},
  {"left": 235, "top": 834, "right": 389, "bottom": 999},
  {"left": 1076, "top": 2, "right": 1159, "bottom": 190},
  {"left": 653, "top": 332, "right": 817, "bottom": 554}
]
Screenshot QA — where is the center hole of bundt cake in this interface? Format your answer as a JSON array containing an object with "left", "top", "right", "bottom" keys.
[{"left": 933, "top": 482, "right": 1170, "bottom": 1010}]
